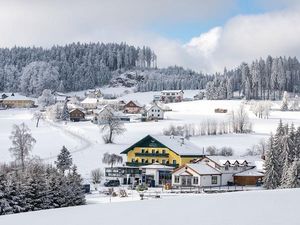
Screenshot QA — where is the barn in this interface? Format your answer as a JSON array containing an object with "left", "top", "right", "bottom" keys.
[
  {"left": 69, "top": 108, "right": 85, "bottom": 122},
  {"left": 234, "top": 168, "right": 264, "bottom": 186}
]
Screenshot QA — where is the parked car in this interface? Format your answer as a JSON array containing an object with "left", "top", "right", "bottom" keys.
[{"left": 104, "top": 180, "right": 120, "bottom": 187}]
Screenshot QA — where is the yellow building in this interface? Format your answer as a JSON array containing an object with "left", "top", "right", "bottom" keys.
[
  {"left": 121, "top": 135, "right": 205, "bottom": 168},
  {"left": 2, "top": 93, "right": 35, "bottom": 108}
]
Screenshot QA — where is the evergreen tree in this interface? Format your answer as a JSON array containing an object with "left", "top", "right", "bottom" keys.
[
  {"left": 263, "top": 135, "right": 281, "bottom": 189},
  {"left": 61, "top": 100, "right": 69, "bottom": 121},
  {"left": 0, "top": 174, "right": 13, "bottom": 215},
  {"left": 286, "top": 160, "right": 299, "bottom": 188},
  {"left": 55, "top": 146, "right": 73, "bottom": 174}
]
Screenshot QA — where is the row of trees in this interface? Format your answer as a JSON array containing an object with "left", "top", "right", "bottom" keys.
[
  {"left": 264, "top": 121, "right": 300, "bottom": 189},
  {"left": 0, "top": 124, "right": 85, "bottom": 215},
  {"left": 0, "top": 43, "right": 157, "bottom": 95},
  {"left": 206, "top": 56, "right": 300, "bottom": 100}
]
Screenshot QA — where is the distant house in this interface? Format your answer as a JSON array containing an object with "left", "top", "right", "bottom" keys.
[
  {"left": 123, "top": 100, "right": 143, "bottom": 114},
  {"left": 69, "top": 108, "right": 85, "bottom": 122},
  {"left": 140, "top": 163, "right": 174, "bottom": 187},
  {"left": 81, "top": 97, "right": 99, "bottom": 109},
  {"left": 142, "top": 102, "right": 164, "bottom": 121},
  {"left": 172, "top": 162, "right": 222, "bottom": 187},
  {"left": 93, "top": 105, "right": 130, "bottom": 124},
  {"left": 161, "top": 90, "right": 184, "bottom": 103},
  {"left": 2, "top": 93, "right": 35, "bottom": 108}
]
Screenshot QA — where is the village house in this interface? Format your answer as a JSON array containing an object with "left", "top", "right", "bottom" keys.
[
  {"left": 81, "top": 97, "right": 99, "bottom": 109},
  {"left": 93, "top": 105, "right": 130, "bottom": 124},
  {"left": 69, "top": 108, "right": 86, "bottom": 122},
  {"left": 123, "top": 100, "right": 143, "bottom": 114},
  {"left": 160, "top": 90, "right": 184, "bottom": 103},
  {"left": 2, "top": 93, "right": 35, "bottom": 108},
  {"left": 172, "top": 162, "right": 222, "bottom": 187},
  {"left": 171, "top": 156, "right": 264, "bottom": 187},
  {"left": 120, "top": 135, "right": 205, "bottom": 168},
  {"left": 142, "top": 102, "right": 164, "bottom": 121}
]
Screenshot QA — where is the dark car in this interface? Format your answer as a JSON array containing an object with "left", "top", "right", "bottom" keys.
[{"left": 104, "top": 180, "right": 120, "bottom": 187}]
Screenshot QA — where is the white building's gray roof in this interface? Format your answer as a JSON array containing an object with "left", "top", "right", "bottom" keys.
[
  {"left": 234, "top": 168, "right": 264, "bottom": 177},
  {"left": 187, "top": 162, "right": 221, "bottom": 175}
]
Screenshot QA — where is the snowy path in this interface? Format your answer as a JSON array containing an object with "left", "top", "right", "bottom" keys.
[{"left": 42, "top": 120, "right": 93, "bottom": 161}]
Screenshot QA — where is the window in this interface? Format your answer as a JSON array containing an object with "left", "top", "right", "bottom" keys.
[
  {"left": 158, "top": 110, "right": 160, "bottom": 112},
  {"left": 212, "top": 176, "right": 218, "bottom": 184},
  {"left": 193, "top": 177, "right": 199, "bottom": 184},
  {"left": 225, "top": 165, "right": 229, "bottom": 171},
  {"left": 152, "top": 159, "right": 155, "bottom": 163},
  {"left": 162, "top": 160, "right": 166, "bottom": 164},
  {"left": 175, "top": 176, "right": 180, "bottom": 183},
  {"left": 141, "top": 159, "right": 145, "bottom": 163},
  {"left": 233, "top": 165, "right": 238, "bottom": 171},
  {"left": 131, "top": 158, "right": 135, "bottom": 162},
  {"left": 162, "top": 149, "right": 166, "bottom": 154},
  {"left": 152, "top": 149, "right": 155, "bottom": 153},
  {"left": 141, "top": 149, "right": 145, "bottom": 153},
  {"left": 173, "top": 160, "right": 177, "bottom": 165}
]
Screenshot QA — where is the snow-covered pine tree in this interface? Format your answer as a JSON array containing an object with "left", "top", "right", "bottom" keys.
[
  {"left": 0, "top": 174, "right": 13, "bottom": 215},
  {"left": 281, "top": 91, "right": 289, "bottom": 111},
  {"left": 55, "top": 146, "right": 73, "bottom": 174},
  {"left": 263, "top": 135, "right": 281, "bottom": 189},
  {"left": 61, "top": 100, "right": 69, "bottom": 121},
  {"left": 280, "top": 156, "right": 290, "bottom": 188},
  {"left": 66, "top": 165, "right": 85, "bottom": 206},
  {"left": 286, "top": 159, "right": 299, "bottom": 188}
]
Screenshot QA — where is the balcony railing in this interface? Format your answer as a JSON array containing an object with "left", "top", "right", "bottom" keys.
[
  {"left": 126, "top": 162, "right": 179, "bottom": 168},
  {"left": 135, "top": 152, "right": 169, "bottom": 157}
]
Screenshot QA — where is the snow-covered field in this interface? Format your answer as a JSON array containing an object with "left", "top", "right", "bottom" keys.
[
  {"left": 1, "top": 188, "right": 299, "bottom": 225},
  {"left": 2, "top": 89, "right": 300, "bottom": 178}
]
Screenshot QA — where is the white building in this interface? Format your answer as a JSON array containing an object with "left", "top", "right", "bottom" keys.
[
  {"left": 161, "top": 90, "right": 184, "bottom": 103},
  {"left": 171, "top": 156, "right": 264, "bottom": 187},
  {"left": 172, "top": 162, "right": 222, "bottom": 187},
  {"left": 140, "top": 163, "right": 174, "bottom": 186},
  {"left": 81, "top": 97, "right": 99, "bottom": 109},
  {"left": 143, "top": 102, "right": 164, "bottom": 121}
]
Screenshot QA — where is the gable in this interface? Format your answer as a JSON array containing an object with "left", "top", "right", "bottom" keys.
[{"left": 120, "top": 135, "right": 168, "bottom": 154}]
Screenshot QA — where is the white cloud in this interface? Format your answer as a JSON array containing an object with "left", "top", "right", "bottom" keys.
[{"left": 181, "top": 4, "right": 300, "bottom": 72}]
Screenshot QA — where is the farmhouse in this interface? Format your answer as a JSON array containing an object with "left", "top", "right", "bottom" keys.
[
  {"left": 120, "top": 135, "right": 205, "bottom": 168},
  {"left": 161, "top": 90, "right": 184, "bottom": 103},
  {"left": 69, "top": 108, "right": 85, "bottom": 122},
  {"left": 81, "top": 97, "right": 99, "bottom": 109},
  {"left": 142, "top": 102, "right": 164, "bottom": 121},
  {"left": 123, "top": 100, "right": 143, "bottom": 114},
  {"left": 2, "top": 93, "right": 35, "bottom": 108}
]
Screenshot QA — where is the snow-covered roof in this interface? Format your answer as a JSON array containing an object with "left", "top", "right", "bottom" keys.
[
  {"left": 187, "top": 162, "right": 221, "bottom": 175},
  {"left": 144, "top": 102, "right": 163, "bottom": 112},
  {"left": 161, "top": 90, "right": 184, "bottom": 93},
  {"left": 2, "top": 93, "right": 35, "bottom": 101},
  {"left": 140, "top": 162, "right": 174, "bottom": 170},
  {"left": 81, "top": 97, "right": 98, "bottom": 104},
  {"left": 69, "top": 108, "right": 85, "bottom": 114},
  {"left": 205, "top": 156, "right": 262, "bottom": 167},
  {"left": 234, "top": 168, "right": 264, "bottom": 177},
  {"left": 67, "top": 103, "right": 84, "bottom": 110},
  {"left": 125, "top": 100, "right": 143, "bottom": 108},
  {"left": 150, "top": 135, "right": 204, "bottom": 156}
]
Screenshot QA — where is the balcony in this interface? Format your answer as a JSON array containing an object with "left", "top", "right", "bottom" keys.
[
  {"left": 126, "top": 162, "right": 179, "bottom": 168},
  {"left": 135, "top": 152, "right": 169, "bottom": 157}
]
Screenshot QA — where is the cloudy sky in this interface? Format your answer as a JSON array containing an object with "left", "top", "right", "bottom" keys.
[{"left": 0, "top": 0, "right": 300, "bottom": 72}]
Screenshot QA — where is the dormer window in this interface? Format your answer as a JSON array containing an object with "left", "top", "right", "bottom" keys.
[{"left": 225, "top": 165, "right": 229, "bottom": 171}]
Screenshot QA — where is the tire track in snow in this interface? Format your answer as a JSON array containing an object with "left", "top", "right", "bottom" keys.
[{"left": 42, "top": 120, "right": 93, "bottom": 161}]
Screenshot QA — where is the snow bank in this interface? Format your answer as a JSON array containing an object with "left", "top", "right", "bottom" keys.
[{"left": 0, "top": 189, "right": 299, "bottom": 225}]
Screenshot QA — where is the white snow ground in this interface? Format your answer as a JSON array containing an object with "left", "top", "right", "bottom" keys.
[
  {"left": 2, "top": 89, "right": 300, "bottom": 177},
  {"left": 0, "top": 188, "right": 299, "bottom": 225}
]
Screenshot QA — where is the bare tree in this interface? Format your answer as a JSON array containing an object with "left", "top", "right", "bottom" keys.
[
  {"left": 99, "top": 113, "right": 126, "bottom": 144},
  {"left": 91, "top": 168, "right": 104, "bottom": 190},
  {"left": 230, "top": 104, "right": 252, "bottom": 133},
  {"left": 102, "top": 152, "right": 123, "bottom": 168},
  {"left": 32, "top": 111, "right": 45, "bottom": 128},
  {"left": 9, "top": 123, "right": 36, "bottom": 171}
]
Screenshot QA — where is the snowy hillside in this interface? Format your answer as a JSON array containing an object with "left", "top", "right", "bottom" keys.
[
  {"left": 1, "top": 189, "right": 299, "bottom": 225},
  {"left": 2, "top": 89, "right": 300, "bottom": 178}
]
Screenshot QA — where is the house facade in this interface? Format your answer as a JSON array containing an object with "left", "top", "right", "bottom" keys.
[
  {"left": 81, "top": 97, "right": 99, "bottom": 109},
  {"left": 2, "top": 93, "right": 35, "bottom": 108},
  {"left": 172, "top": 162, "right": 222, "bottom": 187},
  {"left": 143, "top": 102, "right": 164, "bottom": 121},
  {"left": 123, "top": 100, "right": 143, "bottom": 114},
  {"left": 69, "top": 108, "right": 85, "bottom": 122},
  {"left": 120, "top": 135, "right": 205, "bottom": 168},
  {"left": 161, "top": 90, "right": 184, "bottom": 103}
]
